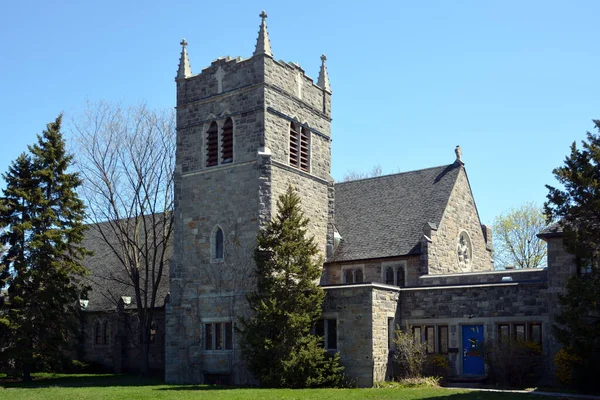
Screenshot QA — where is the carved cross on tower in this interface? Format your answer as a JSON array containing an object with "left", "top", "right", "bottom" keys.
[
  {"left": 259, "top": 10, "right": 268, "bottom": 20},
  {"left": 215, "top": 66, "right": 225, "bottom": 94}
]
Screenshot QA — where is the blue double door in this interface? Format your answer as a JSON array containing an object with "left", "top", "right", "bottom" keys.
[{"left": 462, "top": 325, "right": 484, "bottom": 375}]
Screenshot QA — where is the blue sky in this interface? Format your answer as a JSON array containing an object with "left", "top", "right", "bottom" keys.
[{"left": 1, "top": 1, "right": 599, "bottom": 225}]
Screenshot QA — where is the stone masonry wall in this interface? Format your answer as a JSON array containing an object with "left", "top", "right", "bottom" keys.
[
  {"left": 325, "top": 256, "right": 421, "bottom": 286},
  {"left": 322, "top": 285, "right": 374, "bottom": 387},
  {"left": 419, "top": 268, "right": 547, "bottom": 286},
  {"left": 371, "top": 288, "right": 400, "bottom": 383},
  {"left": 428, "top": 167, "right": 493, "bottom": 274}
]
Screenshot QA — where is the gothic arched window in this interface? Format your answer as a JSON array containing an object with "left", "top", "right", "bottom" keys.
[
  {"left": 355, "top": 269, "right": 364, "bottom": 283},
  {"left": 206, "top": 122, "right": 219, "bottom": 167},
  {"left": 396, "top": 267, "right": 405, "bottom": 288},
  {"left": 344, "top": 269, "right": 354, "bottom": 284},
  {"left": 213, "top": 226, "right": 224, "bottom": 261},
  {"left": 102, "top": 320, "right": 110, "bottom": 345},
  {"left": 221, "top": 118, "right": 233, "bottom": 164},
  {"left": 385, "top": 267, "right": 395, "bottom": 285},
  {"left": 94, "top": 320, "right": 102, "bottom": 345}
]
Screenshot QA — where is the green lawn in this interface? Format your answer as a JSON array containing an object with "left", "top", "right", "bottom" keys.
[{"left": 0, "top": 374, "right": 570, "bottom": 400}]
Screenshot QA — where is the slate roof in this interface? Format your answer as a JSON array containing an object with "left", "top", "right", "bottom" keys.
[
  {"left": 330, "top": 163, "right": 463, "bottom": 263},
  {"left": 537, "top": 222, "right": 563, "bottom": 238},
  {"left": 81, "top": 219, "right": 171, "bottom": 312}
]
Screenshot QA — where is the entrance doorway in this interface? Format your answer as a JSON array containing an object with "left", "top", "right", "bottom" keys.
[{"left": 462, "top": 325, "right": 484, "bottom": 375}]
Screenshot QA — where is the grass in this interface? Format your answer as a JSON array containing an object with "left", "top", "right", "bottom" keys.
[{"left": 0, "top": 373, "right": 580, "bottom": 400}]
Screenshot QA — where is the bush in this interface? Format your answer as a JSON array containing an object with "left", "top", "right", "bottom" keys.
[
  {"left": 393, "top": 327, "right": 426, "bottom": 379},
  {"left": 485, "top": 338, "right": 544, "bottom": 387},
  {"left": 375, "top": 376, "right": 441, "bottom": 388}
]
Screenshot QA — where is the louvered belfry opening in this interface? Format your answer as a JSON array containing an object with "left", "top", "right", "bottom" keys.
[
  {"left": 289, "top": 122, "right": 310, "bottom": 172},
  {"left": 221, "top": 118, "right": 233, "bottom": 164},
  {"left": 206, "top": 122, "right": 219, "bottom": 167}
]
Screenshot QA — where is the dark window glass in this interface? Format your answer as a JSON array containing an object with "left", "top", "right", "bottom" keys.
[
  {"left": 215, "top": 228, "right": 224, "bottom": 260},
  {"left": 225, "top": 322, "right": 233, "bottom": 350},
  {"left": 355, "top": 269, "right": 363, "bottom": 283},
  {"left": 388, "top": 318, "right": 395, "bottom": 350},
  {"left": 514, "top": 324, "right": 525, "bottom": 341},
  {"left": 385, "top": 267, "right": 394, "bottom": 285},
  {"left": 150, "top": 321, "right": 157, "bottom": 343},
  {"left": 327, "top": 319, "right": 337, "bottom": 350},
  {"left": 215, "top": 323, "right": 223, "bottom": 350},
  {"left": 425, "top": 326, "right": 435, "bottom": 353},
  {"left": 438, "top": 326, "right": 448, "bottom": 354},
  {"left": 205, "top": 323, "right": 213, "bottom": 350},
  {"left": 206, "top": 122, "right": 219, "bottom": 167},
  {"left": 498, "top": 324, "right": 510, "bottom": 342},
  {"left": 102, "top": 321, "right": 110, "bottom": 345},
  {"left": 95, "top": 321, "right": 102, "bottom": 345},
  {"left": 529, "top": 323, "right": 542, "bottom": 349},
  {"left": 412, "top": 326, "right": 422, "bottom": 343},
  {"left": 221, "top": 118, "right": 233, "bottom": 164},
  {"left": 396, "top": 267, "right": 405, "bottom": 287},
  {"left": 345, "top": 269, "right": 354, "bottom": 284}
]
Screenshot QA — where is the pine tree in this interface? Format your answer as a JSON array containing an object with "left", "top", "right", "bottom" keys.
[
  {"left": 545, "top": 119, "right": 600, "bottom": 392},
  {"left": 239, "top": 186, "right": 343, "bottom": 388},
  {"left": 0, "top": 115, "right": 89, "bottom": 380}
]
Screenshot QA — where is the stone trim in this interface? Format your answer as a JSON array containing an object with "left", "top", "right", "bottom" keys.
[
  {"left": 420, "top": 268, "right": 547, "bottom": 279},
  {"left": 402, "top": 281, "right": 546, "bottom": 291},
  {"left": 321, "top": 282, "right": 401, "bottom": 292},
  {"left": 181, "top": 160, "right": 255, "bottom": 179},
  {"left": 266, "top": 107, "right": 331, "bottom": 140}
]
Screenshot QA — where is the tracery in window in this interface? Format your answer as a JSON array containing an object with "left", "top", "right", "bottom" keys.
[
  {"left": 102, "top": 320, "right": 110, "bottom": 345},
  {"left": 94, "top": 320, "right": 102, "bottom": 345}
]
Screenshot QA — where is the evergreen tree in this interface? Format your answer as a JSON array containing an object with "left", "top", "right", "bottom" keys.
[
  {"left": 239, "top": 186, "right": 343, "bottom": 388},
  {"left": 0, "top": 115, "right": 89, "bottom": 380},
  {"left": 545, "top": 119, "right": 600, "bottom": 392}
]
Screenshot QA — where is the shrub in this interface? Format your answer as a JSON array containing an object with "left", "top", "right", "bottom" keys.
[
  {"left": 393, "top": 327, "right": 426, "bottom": 379},
  {"left": 485, "top": 338, "right": 544, "bottom": 387},
  {"left": 375, "top": 376, "right": 441, "bottom": 388}
]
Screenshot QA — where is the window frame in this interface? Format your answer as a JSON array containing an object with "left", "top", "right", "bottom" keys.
[
  {"left": 204, "top": 320, "right": 234, "bottom": 352},
  {"left": 221, "top": 117, "right": 234, "bottom": 164},
  {"left": 316, "top": 318, "right": 338, "bottom": 351},
  {"left": 381, "top": 261, "right": 407, "bottom": 287},
  {"left": 211, "top": 225, "right": 225, "bottom": 263},
  {"left": 289, "top": 121, "right": 311, "bottom": 173},
  {"left": 102, "top": 320, "right": 110, "bottom": 345}
]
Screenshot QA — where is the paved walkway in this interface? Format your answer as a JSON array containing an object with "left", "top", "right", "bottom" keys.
[{"left": 444, "top": 387, "right": 600, "bottom": 399}]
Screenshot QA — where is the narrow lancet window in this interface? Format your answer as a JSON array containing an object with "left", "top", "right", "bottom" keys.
[
  {"left": 206, "top": 122, "right": 219, "bottom": 167},
  {"left": 214, "top": 227, "right": 224, "bottom": 261},
  {"left": 289, "top": 122, "right": 310, "bottom": 172},
  {"left": 221, "top": 118, "right": 233, "bottom": 164},
  {"left": 299, "top": 127, "right": 309, "bottom": 171}
]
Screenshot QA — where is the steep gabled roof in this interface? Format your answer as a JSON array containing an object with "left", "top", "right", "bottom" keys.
[
  {"left": 330, "top": 163, "right": 462, "bottom": 262},
  {"left": 81, "top": 219, "right": 171, "bottom": 312}
]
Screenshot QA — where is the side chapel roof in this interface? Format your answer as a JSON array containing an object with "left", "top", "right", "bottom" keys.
[
  {"left": 81, "top": 219, "right": 171, "bottom": 312},
  {"left": 330, "top": 163, "right": 463, "bottom": 262}
]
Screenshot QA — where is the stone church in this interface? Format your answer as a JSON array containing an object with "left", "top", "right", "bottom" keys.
[{"left": 77, "top": 12, "right": 576, "bottom": 387}]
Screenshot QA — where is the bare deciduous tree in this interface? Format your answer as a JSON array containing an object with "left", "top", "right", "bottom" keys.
[
  {"left": 70, "top": 101, "right": 175, "bottom": 374},
  {"left": 343, "top": 164, "right": 382, "bottom": 182}
]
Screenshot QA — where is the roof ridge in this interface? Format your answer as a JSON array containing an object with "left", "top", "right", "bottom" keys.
[{"left": 336, "top": 163, "right": 459, "bottom": 185}]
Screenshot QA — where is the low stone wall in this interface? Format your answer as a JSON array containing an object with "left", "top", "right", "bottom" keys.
[{"left": 418, "top": 268, "right": 547, "bottom": 287}]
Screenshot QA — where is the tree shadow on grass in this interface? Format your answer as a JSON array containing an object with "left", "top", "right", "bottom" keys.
[{"left": 0, "top": 373, "right": 162, "bottom": 389}]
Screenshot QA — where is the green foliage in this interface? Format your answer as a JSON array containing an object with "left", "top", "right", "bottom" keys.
[
  {"left": 484, "top": 338, "right": 544, "bottom": 388},
  {"left": 392, "top": 326, "right": 426, "bottom": 379},
  {"left": 0, "top": 115, "right": 89, "bottom": 380},
  {"left": 374, "top": 376, "right": 441, "bottom": 388},
  {"left": 238, "top": 186, "right": 343, "bottom": 388},
  {"left": 545, "top": 120, "right": 600, "bottom": 392},
  {"left": 493, "top": 202, "right": 547, "bottom": 269}
]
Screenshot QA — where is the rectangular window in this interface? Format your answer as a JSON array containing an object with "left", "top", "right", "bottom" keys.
[
  {"left": 205, "top": 323, "right": 213, "bottom": 350},
  {"left": 316, "top": 319, "right": 337, "bottom": 351},
  {"left": 225, "top": 322, "right": 233, "bottom": 350},
  {"left": 215, "top": 323, "right": 223, "bottom": 350},
  {"left": 326, "top": 319, "right": 337, "bottom": 350},
  {"left": 438, "top": 326, "right": 448, "bottom": 354},
  {"left": 388, "top": 318, "right": 395, "bottom": 351},
  {"left": 412, "top": 326, "right": 422, "bottom": 343},
  {"left": 425, "top": 326, "right": 435, "bottom": 354},
  {"left": 514, "top": 324, "right": 526, "bottom": 341},
  {"left": 498, "top": 324, "right": 510, "bottom": 342},
  {"left": 529, "top": 323, "right": 542, "bottom": 349}
]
